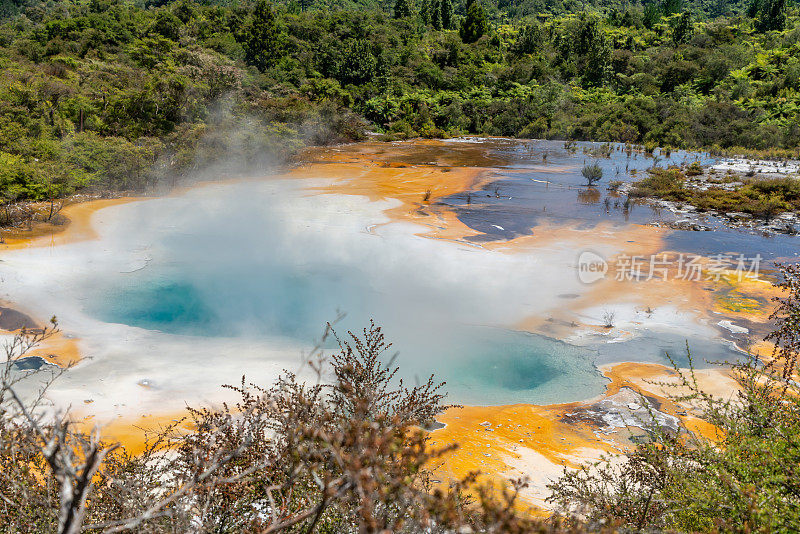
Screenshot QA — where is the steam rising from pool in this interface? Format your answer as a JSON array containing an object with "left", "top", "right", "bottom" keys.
[{"left": 0, "top": 175, "right": 739, "bottom": 417}]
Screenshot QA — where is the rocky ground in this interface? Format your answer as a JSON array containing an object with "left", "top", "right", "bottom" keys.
[
  {"left": 620, "top": 158, "right": 800, "bottom": 235},
  {"left": 647, "top": 198, "right": 800, "bottom": 234}
]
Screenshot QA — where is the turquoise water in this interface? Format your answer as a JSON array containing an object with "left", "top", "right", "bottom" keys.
[
  {"left": 104, "top": 280, "right": 219, "bottom": 333},
  {"left": 78, "top": 139, "right": 755, "bottom": 407},
  {"left": 423, "top": 328, "right": 604, "bottom": 405},
  {"left": 90, "top": 266, "right": 606, "bottom": 405},
  {"left": 92, "top": 261, "right": 741, "bottom": 405},
  {"left": 93, "top": 263, "right": 741, "bottom": 393}
]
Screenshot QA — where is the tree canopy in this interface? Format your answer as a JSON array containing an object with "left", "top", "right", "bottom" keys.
[{"left": 0, "top": 0, "right": 799, "bottom": 202}]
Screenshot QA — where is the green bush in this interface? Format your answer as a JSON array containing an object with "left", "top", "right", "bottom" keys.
[
  {"left": 548, "top": 262, "right": 800, "bottom": 532},
  {"left": 581, "top": 162, "right": 603, "bottom": 186},
  {"left": 632, "top": 168, "right": 800, "bottom": 218}
]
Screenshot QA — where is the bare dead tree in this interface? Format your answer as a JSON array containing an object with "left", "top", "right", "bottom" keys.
[
  {"left": 7, "top": 397, "right": 119, "bottom": 534},
  {"left": 0, "top": 319, "right": 102, "bottom": 534}
]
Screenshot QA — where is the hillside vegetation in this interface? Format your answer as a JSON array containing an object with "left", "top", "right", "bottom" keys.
[{"left": 0, "top": 0, "right": 798, "bottom": 204}]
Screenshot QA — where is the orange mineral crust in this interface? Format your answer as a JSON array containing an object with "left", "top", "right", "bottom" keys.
[
  {"left": 287, "top": 148, "right": 495, "bottom": 242},
  {"left": 86, "top": 412, "right": 196, "bottom": 456},
  {"left": 428, "top": 360, "right": 738, "bottom": 511},
  {"left": 430, "top": 402, "right": 614, "bottom": 511},
  {"left": 1, "top": 197, "right": 141, "bottom": 251}
]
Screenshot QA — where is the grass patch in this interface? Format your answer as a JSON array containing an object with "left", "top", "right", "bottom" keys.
[{"left": 630, "top": 167, "right": 800, "bottom": 220}]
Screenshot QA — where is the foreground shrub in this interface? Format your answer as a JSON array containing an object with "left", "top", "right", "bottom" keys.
[
  {"left": 548, "top": 262, "right": 800, "bottom": 532},
  {"left": 1, "top": 321, "right": 575, "bottom": 533},
  {"left": 6, "top": 266, "right": 800, "bottom": 532}
]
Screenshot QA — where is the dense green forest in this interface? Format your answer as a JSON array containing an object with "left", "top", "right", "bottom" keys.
[{"left": 0, "top": 0, "right": 798, "bottom": 201}]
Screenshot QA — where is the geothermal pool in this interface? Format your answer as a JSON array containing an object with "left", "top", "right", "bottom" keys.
[{"left": 1, "top": 138, "right": 791, "bottom": 419}]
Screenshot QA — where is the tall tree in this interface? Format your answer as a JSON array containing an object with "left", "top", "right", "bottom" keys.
[
  {"left": 440, "top": 0, "right": 453, "bottom": 30},
  {"left": 643, "top": 1, "right": 661, "bottom": 29},
  {"left": 578, "top": 16, "right": 611, "bottom": 87},
  {"left": 152, "top": 11, "right": 181, "bottom": 41},
  {"left": 460, "top": 0, "right": 488, "bottom": 43},
  {"left": 394, "top": 0, "right": 412, "bottom": 19},
  {"left": 672, "top": 11, "right": 692, "bottom": 44},
  {"left": 512, "top": 23, "right": 540, "bottom": 55},
  {"left": 661, "top": 0, "right": 684, "bottom": 15},
  {"left": 240, "top": 0, "right": 282, "bottom": 72},
  {"left": 431, "top": 0, "right": 442, "bottom": 29},
  {"left": 751, "top": 0, "right": 786, "bottom": 32},
  {"left": 419, "top": 0, "right": 431, "bottom": 24}
]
